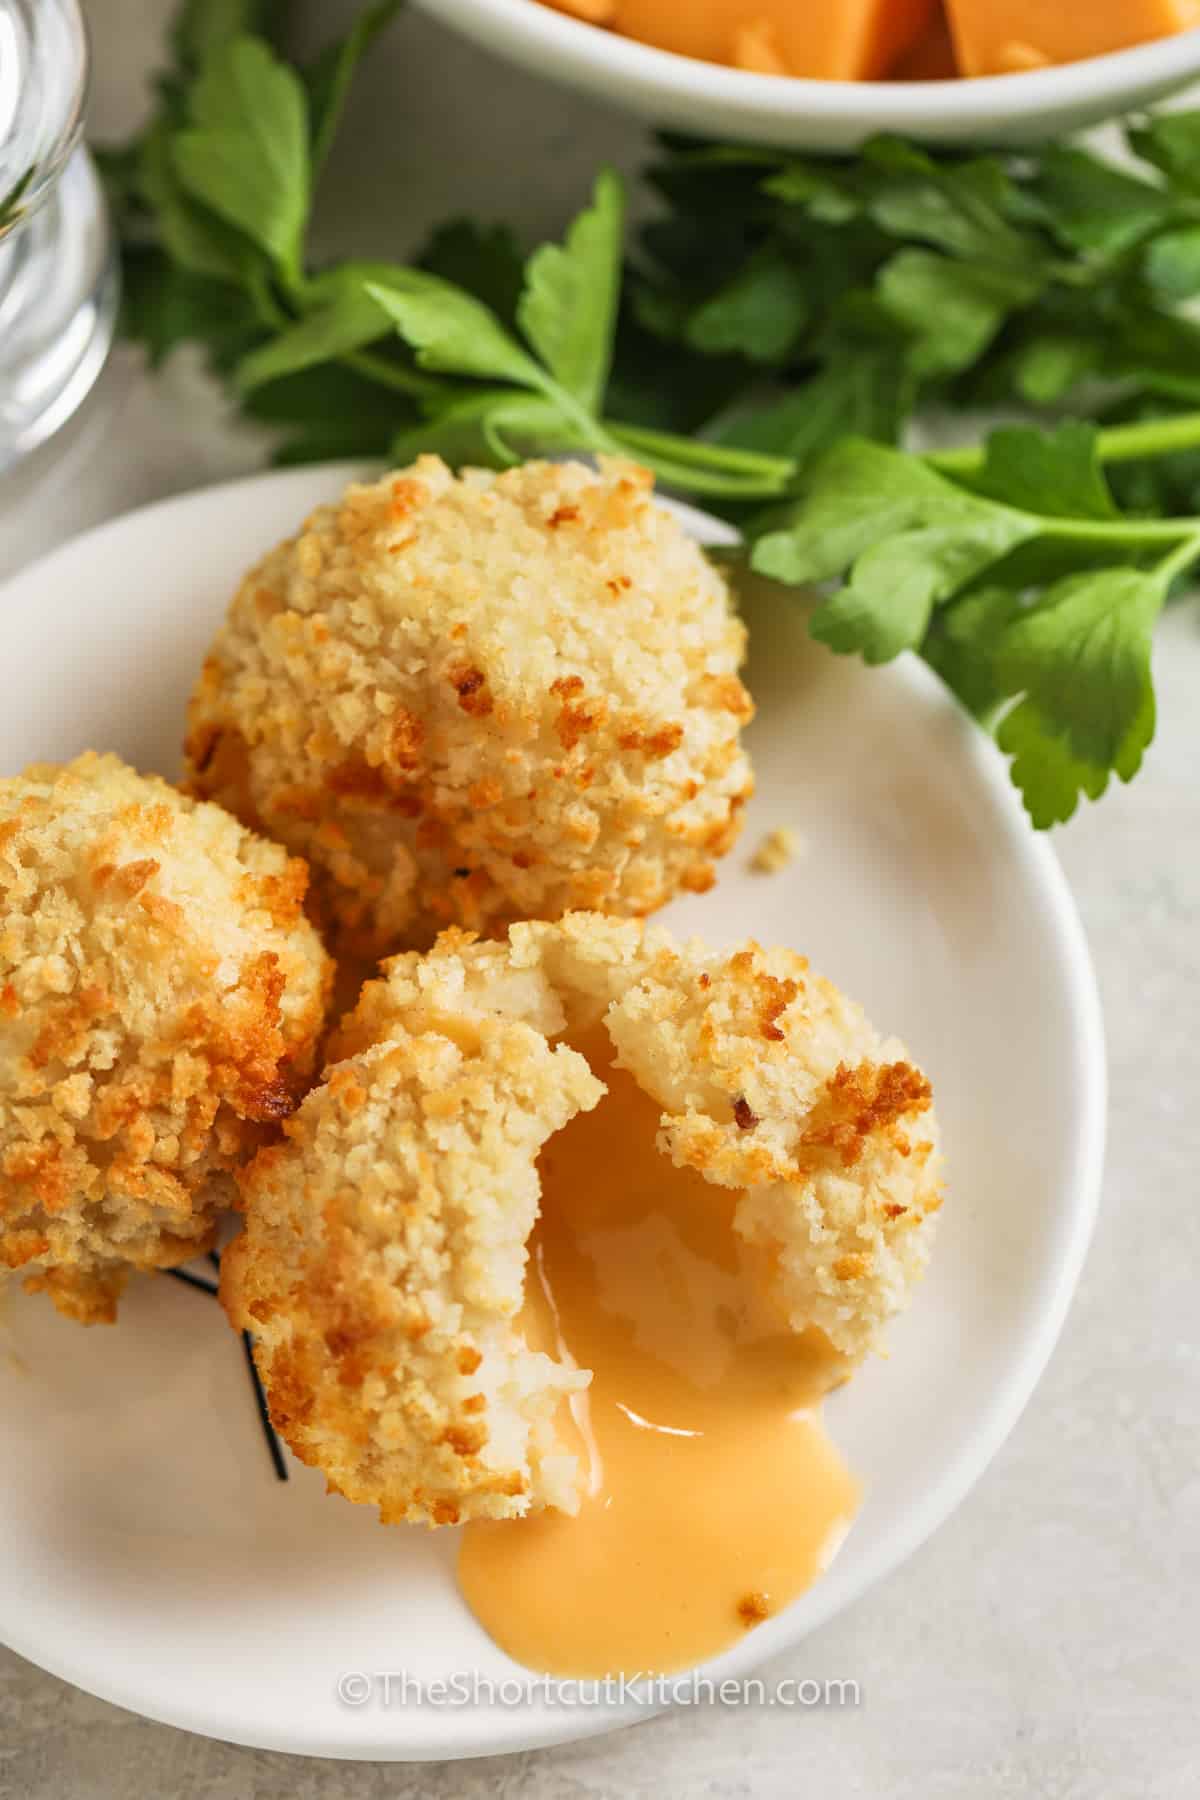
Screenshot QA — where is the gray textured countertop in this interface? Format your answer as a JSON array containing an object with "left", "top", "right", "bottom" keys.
[{"left": 1, "top": 4, "right": 1198, "bottom": 1794}]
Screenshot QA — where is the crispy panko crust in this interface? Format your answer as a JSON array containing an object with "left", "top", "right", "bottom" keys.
[
  {"left": 224, "top": 913, "right": 942, "bottom": 1526},
  {"left": 0, "top": 752, "right": 332, "bottom": 1322},
  {"left": 222, "top": 991, "right": 602, "bottom": 1525},
  {"left": 184, "top": 457, "right": 754, "bottom": 957}
]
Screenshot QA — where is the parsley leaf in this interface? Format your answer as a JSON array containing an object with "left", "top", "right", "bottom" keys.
[
  {"left": 172, "top": 38, "right": 310, "bottom": 278},
  {"left": 684, "top": 248, "right": 811, "bottom": 364},
  {"left": 995, "top": 701, "right": 1112, "bottom": 828},
  {"left": 1143, "top": 225, "right": 1200, "bottom": 304},
  {"left": 1010, "top": 333, "right": 1100, "bottom": 406},
  {"left": 140, "top": 119, "right": 255, "bottom": 285},
  {"left": 875, "top": 249, "right": 1039, "bottom": 377},
  {"left": 753, "top": 439, "right": 1032, "bottom": 584},
  {"left": 997, "top": 567, "right": 1162, "bottom": 774},
  {"left": 718, "top": 350, "right": 912, "bottom": 463},
  {"left": 967, "top": 423, "right": 1117, "bottom": 521},
  {"left": 366, "top": 280, "right": 547, "bottom": 391},
  {"left": 753, "top": 439, "right": 1038, "bottom": 661},
  {"left": 923, "top": 586, "right": 1023, "bottom": 720},
  {"left": 517, "top": 168, "right": 624, "bottom": 412},
  {"left": 1030, "top": 146, "right": 1171, "bottom": 256},
  {"left": 861, "top": 140, "right": 1036, "bottom": 265}
]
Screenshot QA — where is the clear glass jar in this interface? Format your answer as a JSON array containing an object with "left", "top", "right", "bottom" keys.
[{"left": 0, "top": 0, "right": 117, "bottom": 472}]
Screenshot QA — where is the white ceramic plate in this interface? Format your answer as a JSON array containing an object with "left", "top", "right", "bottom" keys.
[
  {"left": 0, "top": 465, "right": 1104, "bottom": 1760},
  {"left": 417, "top": 0, "right": 1200, "bottom": 149}
]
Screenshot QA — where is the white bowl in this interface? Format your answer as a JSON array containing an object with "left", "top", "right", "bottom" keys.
[
  {"left": 416, "top": 0, "right": 1200, "bottom": 149},
  {"left": 0, "top": 464, "right": 1105, "bottom": 1758}
]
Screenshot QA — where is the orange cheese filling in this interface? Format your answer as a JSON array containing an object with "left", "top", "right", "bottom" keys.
[
  {"left": 542, "top": 0, "right": 1199, "bottom": 78},
  {"left": 458, "top": 1033, "right": 860, "bottom": 1678},
  {"left": 944, "top": 0, "right": 1200, "bottom": 75},
  {"left": 545, "top": 0, "right": 937, "bottom": 79}
]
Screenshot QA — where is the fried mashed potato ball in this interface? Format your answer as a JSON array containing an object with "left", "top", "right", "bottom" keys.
[
  {"left": 184, "top": 457, "right": 754, "bottom": 957},
  {"left": 222, "top": 913, "right": 942, "bottom": 1526},
  {"left": 0, "top": 752, "right": 332, "bottom": 1324}
]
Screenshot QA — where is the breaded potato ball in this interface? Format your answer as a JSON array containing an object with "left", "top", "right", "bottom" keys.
[
  {"left": 222, "top": 914, "right": 942, "bottom": 1527},
  {"left": 184, "top": 457, "right": 754, "bottom": 957},
  {"left": 0, "top": 753, "right": 331, "bottom": 1323}
]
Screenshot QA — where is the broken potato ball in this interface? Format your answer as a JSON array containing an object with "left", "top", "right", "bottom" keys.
[
  {"left": 0, "top": 752, "right": 331, "bottom": 1323},
  {"left": 221, "top": 913, "right": 942, "bottom": 1527},
  {"left": 185, "top": 457, "right": 754, "bottom": 957}
]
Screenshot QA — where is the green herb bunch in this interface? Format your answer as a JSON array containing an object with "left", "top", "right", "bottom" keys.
[
  {"left": 99, "top": 0, "right": 785, "bottom": 498},
  {"left": 634, "top": 128, "right": 1200, "bottom": 467},
  {"left": 100, "top": 0, "right": 1200, "bottom": 828}
]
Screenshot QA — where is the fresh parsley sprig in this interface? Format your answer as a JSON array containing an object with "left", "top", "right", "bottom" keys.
[
  {"left": 97, "top": 0, "right": 1200, "bottom": 828},
  {"left": 100, "top": 6, "right": 792, "bottom": 499},
  {"left": 751, "top": 422, "right": 1200, "bottom": 824},
  {"left": 638, "top": 125, "right": 1200, "bottom": 482}
]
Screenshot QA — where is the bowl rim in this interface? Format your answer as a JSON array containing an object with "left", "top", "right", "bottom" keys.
[{"left": 417, "top": 0, "right": 1200, "bottom": 125}]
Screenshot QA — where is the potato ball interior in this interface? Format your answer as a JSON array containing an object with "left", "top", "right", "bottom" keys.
[{"left": 222, "top": 913, "right": 942, "bottom": 1528}]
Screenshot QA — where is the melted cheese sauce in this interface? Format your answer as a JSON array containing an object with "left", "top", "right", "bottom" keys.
[{"left": 458, "top": 1034, "right": 860, "bottom": 1677}]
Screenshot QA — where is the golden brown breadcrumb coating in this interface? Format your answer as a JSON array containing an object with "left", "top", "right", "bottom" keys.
[
  {"left": 0, "top": 752, "right": 331, "bottom": 1323},
  {"left": 223, "top": 914, "right": 942, "bottom": 1526},
  {"left": 184, "top": 457, "right": 754, "bottom": 957}
]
